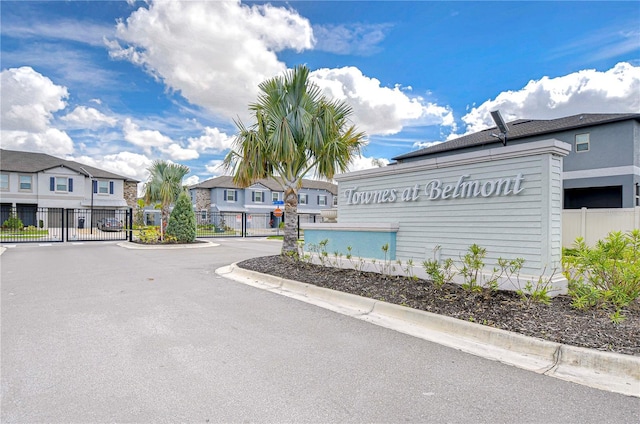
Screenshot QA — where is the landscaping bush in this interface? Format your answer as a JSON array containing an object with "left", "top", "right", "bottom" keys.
[
  {"left": 166, "top": 191, "right": 196, "bottom": 243},
  {"left": 2, "top": 214, "right": 23, "bottom": 231},
  {"left": 563, "top": 229, "right": 640, "bottom": 322}
]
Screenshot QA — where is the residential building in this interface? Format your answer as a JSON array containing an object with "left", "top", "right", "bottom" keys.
[
  {"left": 393, "top": 113, "right": 640, "bottom": 209},
  {"left": 189, "top": 176, "right": 337, "bottom": 229},
  {"left": 0, "top": 149, "right": 138, "bottom": 227}
]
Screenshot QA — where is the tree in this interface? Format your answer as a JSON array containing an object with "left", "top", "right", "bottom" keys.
[
  {"left": 166, "top": 191, "right": 196, "bottom": 243},
  {"left": 143, "top": 160, "right": 190, "bottom": 236},
  {"left": 224, "top": 65, "right": 366, "bottom": 255}
]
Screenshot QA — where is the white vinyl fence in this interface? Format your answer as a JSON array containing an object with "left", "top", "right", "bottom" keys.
[{"left": 562, "top": 207, "right": 640, "bottom": 247}]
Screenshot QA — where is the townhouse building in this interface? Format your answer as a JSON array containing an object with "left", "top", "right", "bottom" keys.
[
  {"left": 189, "top": 176, "right": 337, "bottom": 229},
  {"left": 393, "top": 113, "right": 640, "bottom": 209},
  {"left": 0, "top": 149, "right": 138, "bottom": 228}
]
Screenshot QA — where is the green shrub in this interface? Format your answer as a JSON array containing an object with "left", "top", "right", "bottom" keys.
[
  {"left": 138, "top": 226, "right": 161, "bottom": 244},
  {"left": 166, "top": 191, "right": 196, "bottom": 243},
  {"left": 563, "top": 230, "right": 640, "bottom": 321},
  {"left": 2, "top": 214, "right": 23, "bottom": 230}
]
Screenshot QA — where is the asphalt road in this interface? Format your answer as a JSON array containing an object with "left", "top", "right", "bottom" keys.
[{"left": 1, "top": 239, "right": 639, "bottom": 423}]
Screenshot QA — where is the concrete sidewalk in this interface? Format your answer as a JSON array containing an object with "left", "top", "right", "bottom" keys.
[{"left": 218, "top": 263, "right": 640, "bottom": 398}]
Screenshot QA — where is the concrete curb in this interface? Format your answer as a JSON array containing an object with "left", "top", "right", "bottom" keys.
[
  {"left": 217, "top": 263, "right": 640, "bottom": 398},
  {"left": 117, "top": 240, "right": 220, "bottom": 250}
]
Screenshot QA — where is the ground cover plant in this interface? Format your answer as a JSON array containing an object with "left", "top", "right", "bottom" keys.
[{"left": 238, "top": 231, "right": 640, "bottom": 356}]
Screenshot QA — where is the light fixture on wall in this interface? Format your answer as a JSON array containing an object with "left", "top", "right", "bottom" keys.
[{"left": 490, "top": 110, "right": 509, "bottom": 146}]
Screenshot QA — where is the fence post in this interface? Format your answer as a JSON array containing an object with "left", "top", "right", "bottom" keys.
[
  {"left": 128, "top": 208, "right": 133, "bottom": 242},
  {"left": 580, "top": 207, "right": 587, "bottom": 240},
  {"left": 635, "top": 206, "right": 640, "bottom": 229},
  {"left": 297, "top": 214, "right": 300, "bottom": 240},
  {"left": 242, "top": 213, "right": 246, "bottom": 237},
  {"left": 64, "top": 209, "right": 69, "bottom": 242}
]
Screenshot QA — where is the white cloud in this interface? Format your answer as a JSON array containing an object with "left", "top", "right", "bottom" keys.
[
  {"left": 122, "top": 118, "right": 173, "bottom": 152},
  {"left": 462, "top": 62, "right": 640, "bottom": 133},
  {"left": 0, "top": 67, "right": 74, "bottom": 155},
  {"left": 313, "top": 23, "right": 392, "bottom": 56},
  {"left": 347, "top": 155, "right": 390, "bottom": 173},
  {"left": 310, "top": 67, "right": 455, "bottom": 136},
  {"left": 1, "top": 19, "right": 114, "bottom": 47},
  {"left": 412, "top": 140, "right": 443, "bottom": 150},
  {"left": 205, "top": 160, "right": 226, "bottom": 176},
  {"left": 1, "top": 66, "right": 68, "bottom": 132},
  {"left": 70, "top": 151, "right": 152, "bottom": 183},
  {"left": 122, "top": 118, "right": 199, "bottom": 161},
  {"left": 1, "top": 128, "right": 74, "bottom": 156},
  {"left": 183, "top": 175, "right": 200, "bottom": 187},
  {"left": 187, "top": 127, "right": 234, "bottom": 153},
  {"left": 159, "top": 143, "right": 199, "bottom": 161},
  {"left": 61, "top": 106, "right": 117, "bottom": 129},
  {"left": 109, "top": 0, "right": 313, "bottom": 121}
]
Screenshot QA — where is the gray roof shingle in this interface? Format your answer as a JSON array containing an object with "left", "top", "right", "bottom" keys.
[
  {"left": 0, "top": 149, "right": 139, "bottom": 182},
  {"left": 190, "top": 175, "right": 337, "bottom": 195},
  {"left": 393, "top": 113, "right": 640, "bottom": 161}
]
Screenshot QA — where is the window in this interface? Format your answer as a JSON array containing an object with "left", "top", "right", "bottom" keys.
[
  {"left": 318, "top": 195, "right": 327, "bottom": 206},
  {"left": 50, "top": 177, "right": 73, "bottom": 192},
  {"left": 272, "top": 192, "right": 281, "bottom": 202},
  {"left": 575, "top": 133, "right": 589, "bottom": 152},
  {"left": 333, "top": 196, "right": 338, "bottom": 206},
  {"left": 201, "top": 210, "right": 207, "bottom": 220},
  {"left": 252, "top": 191, "right": 264, "bottom": 202},
  {"left": 18, "top": 175, "right": 32, "bottom": 191},
  {"left": 56, "top": 177, "right": 68, "bottom": 192},
  {"left": 98, "top": 181, "right": 109, "bottom": 194},
  {"left": 224, "top": 189, "right": 237, "bottom": 202},
  {"left": 636, "top": 184, "right": 640, "bottom": 207},
  {"left": 0, "top": 174, "right": 8, "bottom": 190},
  {"left": 298, "top": 193, "right": 308, "bottom": 205}
]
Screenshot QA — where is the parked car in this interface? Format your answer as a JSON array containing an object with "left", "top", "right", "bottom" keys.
[{"left": 97, "top": 217, "right": 123, "bottom": 232}]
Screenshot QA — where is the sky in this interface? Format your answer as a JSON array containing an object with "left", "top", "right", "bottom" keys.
[{"left": 1, "top": 1, "right": 639, "bottom": 188}]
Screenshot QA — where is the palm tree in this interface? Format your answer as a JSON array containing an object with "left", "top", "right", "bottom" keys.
[
  {"left": 143, "top": 160, "right": 190, "bottom": 235},
  {"left": 224, "top": 65, "right": 366, "bottom": 255}
]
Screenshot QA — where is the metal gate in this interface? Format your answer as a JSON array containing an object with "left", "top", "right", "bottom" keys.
[
  {"left": 0, "top": 206, "right": 64, "bottom": 243},
  {"left": 66, "top": 208, "right": 132, "bottom": 242}
]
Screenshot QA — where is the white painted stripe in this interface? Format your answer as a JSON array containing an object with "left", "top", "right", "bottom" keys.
[{"left": 563, "top": 166, "right": 640, "bottom": 180}]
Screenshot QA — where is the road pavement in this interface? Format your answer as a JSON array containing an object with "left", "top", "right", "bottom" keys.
[{"left": 1, "top": 239, "right": 639, "bottom": 423}]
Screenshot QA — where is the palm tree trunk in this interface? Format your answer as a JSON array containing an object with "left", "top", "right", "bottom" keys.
[{"left": 282, "top": 186, "right": 298, "bottom": 256}]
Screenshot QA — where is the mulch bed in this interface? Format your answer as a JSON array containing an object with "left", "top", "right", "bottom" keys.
[{"left": 238, "top": 255, "right": 640, "bottom": 356}]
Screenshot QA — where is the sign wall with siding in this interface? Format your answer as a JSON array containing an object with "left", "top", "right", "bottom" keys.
[{"left": 334, "top": 139, "right": 570, "bottom": 280}]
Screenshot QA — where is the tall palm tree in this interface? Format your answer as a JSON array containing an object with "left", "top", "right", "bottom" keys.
[
  {"left": 224, "top": 65, "right": 366, "bottom": 255},
  {"left": 143, "top": 160, "right": 190, "bottom": 233}
]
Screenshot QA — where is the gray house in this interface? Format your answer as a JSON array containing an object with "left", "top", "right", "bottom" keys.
[
  {"left": 189, "top": 176, "right": 337, "bottom": 229},
  {"left": 0, "top": 149, "right": 138, "bottom": 227},
  {"left": 393, "top": 113, "right": 640, "bottom": 209}
]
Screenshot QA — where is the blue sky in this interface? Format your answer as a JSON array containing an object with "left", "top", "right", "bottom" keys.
[{"left": 1, "top": 1, "right": 639, "bottom": 187}]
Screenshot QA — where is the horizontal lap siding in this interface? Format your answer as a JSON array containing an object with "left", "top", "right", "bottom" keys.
[{"left": 338, "top": 156, "right": 548, "bottom": 275}]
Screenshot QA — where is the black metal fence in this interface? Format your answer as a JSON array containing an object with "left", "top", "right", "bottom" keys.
[
  {"left": 195, "top": 211, "right": 318, "bottom": 238},
  {"left": 0, "top": 206, "right": 317, "bottom": 243},
  {"left": 0, "top": 206, "right": 133, "bottom": 243}
]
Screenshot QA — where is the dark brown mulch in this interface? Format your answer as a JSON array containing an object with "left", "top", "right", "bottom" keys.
[{"left": 237, "top": 255, "right": 640, "bottom": 356}]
